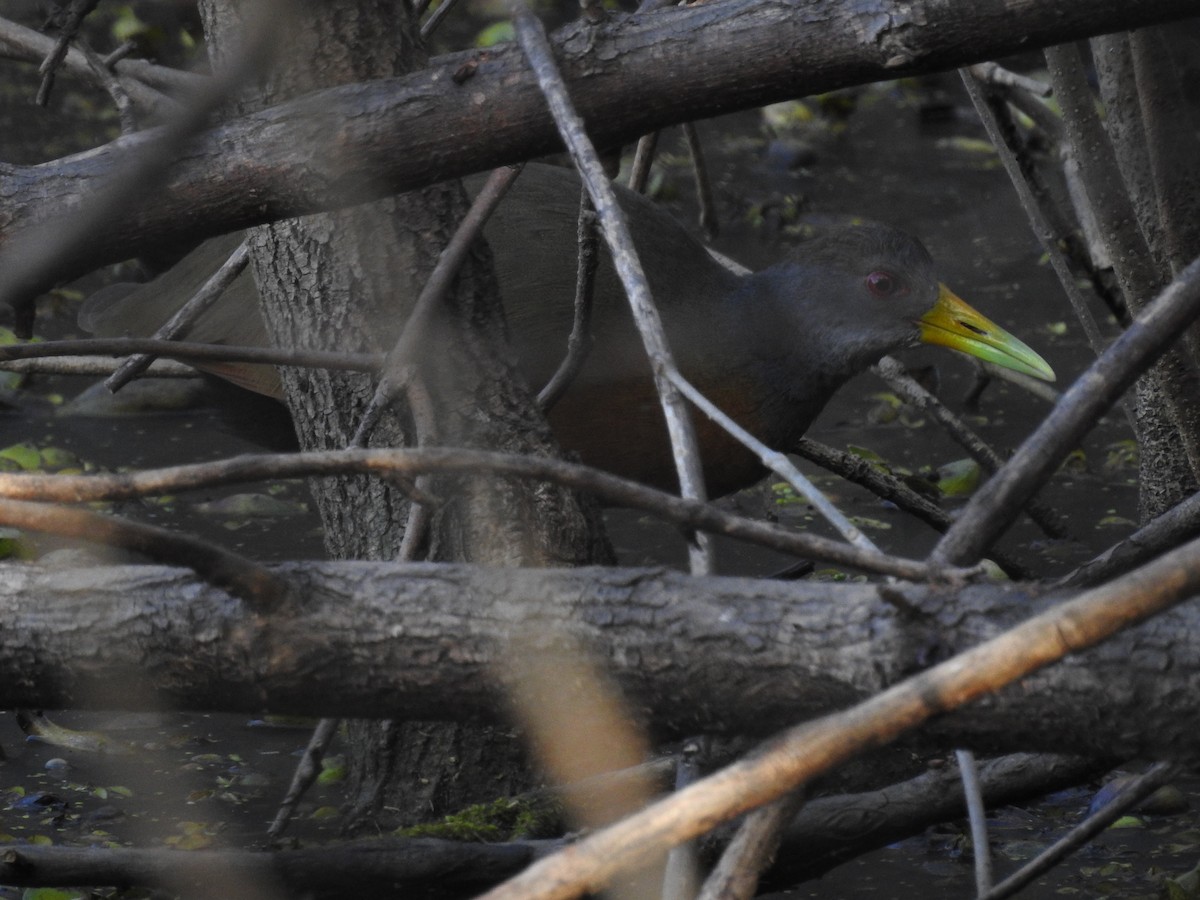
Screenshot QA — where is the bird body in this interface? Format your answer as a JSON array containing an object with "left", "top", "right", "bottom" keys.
[{"left": 81, "top": 163, "right": 1054, "bottom": 496}]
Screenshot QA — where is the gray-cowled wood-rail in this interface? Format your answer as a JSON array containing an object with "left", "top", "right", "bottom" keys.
[{"left": 80, "top": 163, "right": 1054, "bottom": 497}]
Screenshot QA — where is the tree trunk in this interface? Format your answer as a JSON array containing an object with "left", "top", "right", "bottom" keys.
[{"left": 197, "top": 0, "right": 605, "bottom": 825}]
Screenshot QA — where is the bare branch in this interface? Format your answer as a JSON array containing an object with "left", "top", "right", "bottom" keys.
[
  {"left": 0, "top": 337, "right": 379, "bottom": 374},
  {"left": 350, "top": 164, "right": 525, "bottom": 448},
  {"left": 0, "top": 356, "right": 197, "bottom": 378},
  {"left": 105, "top": 240, "right": 250, "bottom": 392},
  {"left": 981, "top": 761, "right": 1183, "bottom": 900},
  {"left": 0, "top": 448, "right": 963, "bottom": 581},
  {"left": 511, "top": 0, "right": 712, "bottom": 572},
  {"left": 873, "top": 355, "right": 1068, "bottom": 541},
  {"left": 0, "top": 498, "right": 291, "bottom": 611},
  {"left": 476, "top": 533, "right": 1200, "bottom": 900},
  {"left": 933, "top": 253, "right": 1200, "bottom": 565},
  {"left": 4, "top": 0, "right": 1197, "bottom": 295}
]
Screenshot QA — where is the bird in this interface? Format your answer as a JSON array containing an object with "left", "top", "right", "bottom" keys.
[{"left": 80, "top": 163, "right": 1054, "bottom": 497}]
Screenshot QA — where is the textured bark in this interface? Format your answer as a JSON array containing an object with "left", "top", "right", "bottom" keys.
[
  {"left": 198, "top": 0, "right": 603, "bottom": 824},
  {"left": 1130, "top": 25, "right": 1200, "bottom": 276},
  {"left": 1092, "top": 34, "right": 1165, "bottom": 271},
  {"left": 6, "top": 562, "right": 1200, "bottom": 762},
  {"left": 1046, "top": 42, "right": 1200, "bottom": 519},
  {"left": 3, "top": 0, "right": 1200, "bottom": 293},
  {"left": 1079, "top": 32, "right": 1199, "bottom": 518}
]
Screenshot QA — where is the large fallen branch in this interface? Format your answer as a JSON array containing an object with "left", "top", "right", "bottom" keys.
[
  {"left": 3, "top": 556, "right": 1200, "bottom": 758},
  {"left": 1, "top": 0, "right": 1196, "bottom": 286}
]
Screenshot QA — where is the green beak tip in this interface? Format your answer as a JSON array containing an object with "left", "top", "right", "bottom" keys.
[{"left": 969, "top": 340, "right": 1056, "bottom": 382}]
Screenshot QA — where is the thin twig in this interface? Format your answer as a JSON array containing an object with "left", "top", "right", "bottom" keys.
[
  {"left": 510, "top": 0, "right": 713, "bottom": 573},
  {"left": 996, "top": 86, "right": 1129, "bottom": 325},
  {"left": 350, "top": 164, "right": 525, "bottom": 448},
  {"left": 669, "top": 370, "right": 878, "bottom": 553},
  {"left": 628, "top": 132, "right": 659, "bottom": 194},
  {"left": 0, "top": 338, "right": 379, "bottom": 375},
  {"left": 0, "top": 448, "right": 975, "bottom": 582},
  {"left": 0, "top": 498, "right": 291, "bottom": 612},
  {"left": 35, "top": 0, "right": 100, "bottom": 106},
  {"left": 420, "top": 0, "right": 465, "bottom": 40},
  {"left": 873, "top": 356, "right": 1069, "bottom": 542},
  {"left": 956, "top": 748, "right": 993, "bottom": 895},
  {"left": 105, "top": 240, "right": 251, "bottom": 393},
  {"left": 538, "top": 185, "right": 599, "bottom": 412},
  {"left": 393, "top": 373, "right": 440, "bottom": 560},
  {"left": 79, "top": 39, "right": 136, "bottom": 134},
  {"left": 101, "top": 40, "right": 137, "bottom": 68},
  {"left": 474, "top": 533, "right": 1200, "bottom": 900},
  {"left": 663, "top": 740, "right": 704, "bottom": 900},
  {"left": 967, "top": 62, "right": 1051, "bottom": 97},
  {"left": 792, "top": 439, "right": 950, "bottom": 527},
  {"left": 267, "top": 717, "right": 339, "bottom": 839},
  {"left": 682, "top": 122, "right": 717, "bottom": 239},
  {"left": 961, "top": 71, "right": 1111, "bottom": 361},
  {"left": 0, "top": 356, "right": 198, "bottom": 378},
  {"left": 981, "top": 762, "right": 1182, "bottom": 900}
]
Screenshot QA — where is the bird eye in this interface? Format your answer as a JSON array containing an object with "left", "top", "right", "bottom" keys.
[{"left": 866, "top": 271, "right": 907, "bottom": 298}]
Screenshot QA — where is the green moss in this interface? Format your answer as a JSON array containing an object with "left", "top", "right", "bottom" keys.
[{"left": 394, "top": 794, "right": 563, "bottom": 842}]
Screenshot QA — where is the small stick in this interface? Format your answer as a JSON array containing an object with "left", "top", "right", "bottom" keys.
[
  {"left": 682, "top": 122, "right": 717, "bottom": 239},
  {"left": 0, "top": 498, "right": 292, "bottom": 612},
  {"left": 420, "top": 0, "right": 465, "bottom": 41},
  {"left": 350, "top": 165, "right": 524, "bottom": 448},
  {"left": 105, "top": 240, "right": 250, "bottom": 393},
  {"left": 628, "top": 132, "right": 660, "bottom": 194},
  {"left": 981, "top": 762, "right": 1181, "bottom": 900},
  {"left": 668, "top": 370, "right": 877, "bottom": 553},
  {"left": 510, "top": 0, "right": 713, "bottom": 573},
  {"left": 0, "top": 337, "right": 379, "bottom": 376},
  {"left": 538, "top": 186, "right": 599, "bottom": 413},
  {"left": 968, "top": 62, "right": 1051, "bottom": 97}
]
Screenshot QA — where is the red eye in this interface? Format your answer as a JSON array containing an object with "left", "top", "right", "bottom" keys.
[{"left": 866, "top": 271, "right": 906, "bottom": 298}]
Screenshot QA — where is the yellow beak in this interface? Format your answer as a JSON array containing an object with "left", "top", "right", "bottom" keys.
[{"left": 918, "top": 284, "right": 1055, "bottom": 382}]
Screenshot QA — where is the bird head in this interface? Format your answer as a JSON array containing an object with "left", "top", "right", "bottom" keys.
[{"left": 767, "top": 224, "right": 1055, "bottom": 384}]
